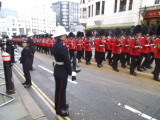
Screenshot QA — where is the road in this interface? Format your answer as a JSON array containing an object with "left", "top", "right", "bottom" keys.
[{"left": 13, "top": 48, "right": 160, "bottom": 120}]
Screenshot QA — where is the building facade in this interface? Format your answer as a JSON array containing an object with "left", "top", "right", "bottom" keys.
[
  {"left": 0, "top": 4, "right": 56, "bottom": 36},
  {"left": 140, "top": 0, "right": 160, "bottom": 24},
  {"left": 52, "top": 1, "right": 80, "bottom": 32},
  {"left": 80, "top": 0, "right": 160, "bottom": 28}
]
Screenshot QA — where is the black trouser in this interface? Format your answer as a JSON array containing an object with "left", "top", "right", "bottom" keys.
[
  {"left": 85, "top": 51, "right": 92, "bottom": 63},
  {"left": 22, "top": 63, "right": 31, "bottom": 84},
  {"left": 107, "top": 50, "right": 113, "bottom": 65},
  {"left": 153, "top": 58, "right": 160, "bottom": 80},
  {"left": 54, "top": 77, "right": 68, "bottom": 112},
  {"left": 112, "top": 53, "right": 120, "bottom": 70},
  {"left": 82, "top": 48, "right": 85, "bottom": 58},
  {"left": 30, "top": 54, "right": 34, "bottom": 70},
  {"left": 77, "top": 50, "right": 82, "bottom": 61},
  {"left": 69, "top": 49, "right": 75, "bottom": 60},
  {"left": 141, "top": 53, "right": 149, "bottom": 68},
  {"left": 97, "top": 52, "right": 105, "bottom": 65},
  {"left": 130, "top": 55, "right": 141, "bottom": 73},
  {"left": 95, "top": 50, "right": 98, "bottom": 62},
  {"left": 137, "top": 54, "right": 143, "bottom": 70},
  {"left": 149, "top": 52, "right": 154, "bottom": 66},
  {"left": 121, "top": 52, "right": 130, "bottom": 66}
]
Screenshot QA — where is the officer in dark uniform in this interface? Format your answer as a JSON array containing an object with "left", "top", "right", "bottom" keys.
[
  {"left": 52, "top": 25, "right": 71, "bottom": 117},
  {"left": 27, "top": 33, "right": 36, "bottom": 70},
  {"left": 20, "top": 39, "right": 32, "bottom": 88}
]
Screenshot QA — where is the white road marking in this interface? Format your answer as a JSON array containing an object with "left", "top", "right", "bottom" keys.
[
  {"left": 118, "top": 103, "right": 157, "bottom": 120},
  {"left": 38, "top": 65, "right": 78, "bottom": 84}
]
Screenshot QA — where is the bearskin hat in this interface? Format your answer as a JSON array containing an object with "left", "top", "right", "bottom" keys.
[
  {"left": 105, "top": 30, "right": 109, "bottom": 37},
  {"left": 149, "top": 27, "right": 156, "bottom": 36},
  {"left": 142, "top": 26, "right": 149, "bottom": 35},
  {"left": 68, "top": 32, "right": 75, "bottom": 38},
  {"left": 98, "top": 29, "right": 106, "bottom": 36},
  {"left": 125, "top": 29, "right": 132, "bottom": 36},
  {"left": 86, "top": 31, "right": 92, "bottom": 37},
  {"left": 114, "top": 28, "right": 122, "bottom": 37},
  {"left": 81, "top": 32, "right": 84, "bottom": 37},
  {"left": 132, "top": 25, "right": 142, "bottom": 35},
  {"left": 156, "top": 25, "right": 160, "bottom": 36},
  {"left": 76, "top": 31, "right": 82, "bottom": 38}
]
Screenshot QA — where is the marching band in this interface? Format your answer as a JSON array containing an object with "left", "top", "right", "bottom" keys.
[{"left": 9, "top": 24, "right": 160, "bottom": 81}]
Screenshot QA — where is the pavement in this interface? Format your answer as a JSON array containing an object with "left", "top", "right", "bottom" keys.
[
  {"left": 0, "top": 51, "right": 47, "bottom": 120},
  {"left": 12, "top": 47, "right": 160, "bottom": 120}
]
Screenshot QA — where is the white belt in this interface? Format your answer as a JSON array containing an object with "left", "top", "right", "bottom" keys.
[
  {"left": 55, "top": 61, "right": 64, "bottom": 65},
  {"left": 53, "top": 56, "right": 64, "bottom": 65}
]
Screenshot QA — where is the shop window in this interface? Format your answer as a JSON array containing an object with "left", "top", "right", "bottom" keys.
[
  {"left": 129, "top": 0, "right": 133, "bottom": 10},
  {"left": 119, "top": 0, "right": 127, "bottom": 12},
  {"left": 101, "top": 1, "right": 105, "bottom": 15},
  {"left": 95, "top": 2, "right": 100, "bottom": 15},
  {"left": 155, "top": 0, "right": 160, "bottom": 4},
  {"left": 114, "top": 0, "right": 117, "bottom": 13}
]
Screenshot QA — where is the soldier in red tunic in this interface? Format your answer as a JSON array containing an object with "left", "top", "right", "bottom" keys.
[
  {"left": 68, "top": 32, "right": 76, "bottom": 59},
  {"left": 140, "top": 26, "right": 150, "bottom": 70},
  {"left": 129, "top": 25, "right": 143, "bottom": 76},
  {"left": 84, "top": 31, "right": 93, "bottom": 65},
  {"left": 96, "top": 29, "right": 106, "bottom": 68},
  {"left": 153, "top": 25, "right": 160, "bottom": 81},
  {"left": 121, "top": 29, "right": 131, "bottom": 68},
  {"left": 76, "top": 31, "right": 83, "bottom": 62},
  {"left": 107, "top": 30, "right": 114, "bottom": 65},
  {"left": 112, "top": 28, "right": 123, "bottom": 72},
  {"left": 148, "top": 27, "right": 156, "bottom": 68}
]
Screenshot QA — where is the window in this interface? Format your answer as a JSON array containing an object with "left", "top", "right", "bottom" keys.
[
  {"left": 114, "top": 0, "right": 118, "bottom": 12},
  {"left": 101, "top": 1, "right": 105, "bottom": 15},
  {"left": 12, "top": 28, "right": 16, "bottom": 31},
  {"left": 129, "top": 0, "right": 133, "bottom": 10},
  {"left": 83, "top": 8, "right": 87, "bottom": 18},
  {"left": 92, "top": 5, "right": 93, "bottom": 16},
  {"left": 95, "top": 2, "right": 100, "bottom": 15},
  {"left": 88, "top": 6, "right": 91, "bottom": 17},
  {"left": 119, "top": 0, "right": 127, "bottom": 12},
  {"left": 155, "top": 0, "right": 160, "bottom": 4}
]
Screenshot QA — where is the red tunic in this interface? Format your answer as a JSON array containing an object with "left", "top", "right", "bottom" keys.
[
  {"left": 94, "top": 39, "right": 99, "bottom": 51},
  {"left": 129, "top": 38, "right": 141, "bottom": 56},
  {"left": 76, "top": 39, "right": 83, "bottom": 50},
  {"left": 140, "top": 37, "right": 150, "bottom": 53},
  {"left": 108, "top": 37, "right": 113, "bottom": 51},
  {"left": 84, "top": 39, "right": 93, "bottom": 52},
  {"left": 154, "top": 38, "right": 160, "bottom": 59},
  {"left": 68, "top": 39, "right": 76, "bottom": 50},
  {"left": 112, "top": 38, "right": 122, "bottom": 54},
  {"left": 121, "top": 38, "right": 129, "bottom": 53},
  {"left": 97, "top": 38, "right": 106, "bottom": 52}
]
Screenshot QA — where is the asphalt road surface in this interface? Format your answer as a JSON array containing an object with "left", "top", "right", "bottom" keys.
[{"left": 13, "top": 48, "right": 160, "bottom": 120}]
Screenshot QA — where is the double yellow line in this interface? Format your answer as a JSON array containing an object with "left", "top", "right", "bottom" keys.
[{"left": 13, "top": 64, "right": 71, "bottom": 120}]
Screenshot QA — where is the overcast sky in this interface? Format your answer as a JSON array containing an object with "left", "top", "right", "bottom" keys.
[{"left": 1, "top": 0, "right": 80, "bottom": 10}]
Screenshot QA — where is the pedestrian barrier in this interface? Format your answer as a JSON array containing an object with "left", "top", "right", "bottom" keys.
[{"left": 0, "top": 83, "right": 15, "bottom": 108}]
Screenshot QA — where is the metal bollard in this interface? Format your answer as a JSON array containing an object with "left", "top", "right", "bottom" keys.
[{"left": 2, "top": 52, "right": 15, "bottom": 94}]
